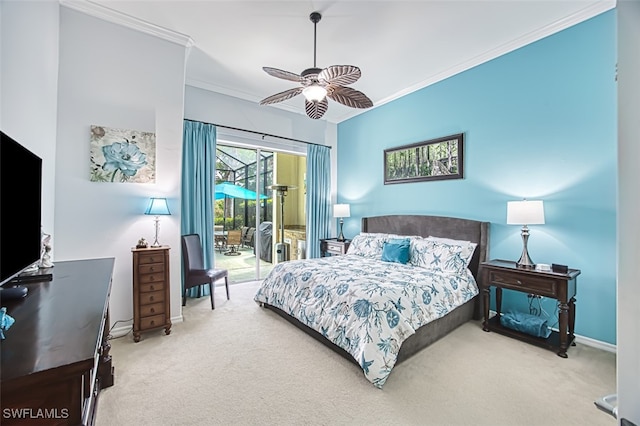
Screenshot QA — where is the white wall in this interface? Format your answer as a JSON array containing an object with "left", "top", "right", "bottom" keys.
[
  {"left": 617, "top": 1, "right": 640, "bottom": 423},
  {"left": 0, "top": 0, "right": 59, "bottom": 235},
  {"left": 55, "top": 6, "right": 188, "bottom": 329}
]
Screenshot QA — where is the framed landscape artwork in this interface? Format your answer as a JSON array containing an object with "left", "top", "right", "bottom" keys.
[{"left": 384, "top": 133, "right": 464, "bottom": 184}]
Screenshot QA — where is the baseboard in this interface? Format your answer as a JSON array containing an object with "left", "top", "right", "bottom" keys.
[
  {"left": 488, "top": 310, "right": 616, "bottom": 353},
  {"left": 574, "top": 334, "right": 616, "bottom": 353},
  {"left": 109, "top": 314, "right": 184, "bottom": 339}
]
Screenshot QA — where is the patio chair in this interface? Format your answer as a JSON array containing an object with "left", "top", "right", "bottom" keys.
[
  {"left": 224, "top": 230, "right": 243, "bottom": 256},
  {"left": 242, "top": 227, "right": 256, "bottom": 248},
  {"left": 181, "top": 233, "right": 229, "bottom": 309}
]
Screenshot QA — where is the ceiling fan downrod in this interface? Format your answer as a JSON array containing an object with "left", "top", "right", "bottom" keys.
[{"left": 310, "top": 12, "right": 321, "bottom": 69}]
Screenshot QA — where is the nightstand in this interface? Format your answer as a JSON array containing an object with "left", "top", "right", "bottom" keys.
[
  {"left": 320, "top": 238, "right": 351, "bottom": 257},
  {"left": 132, "top": 246, "right": 172, "bottom": 342},
  {"left": 478, "top": 259, "right": 581, "bottom": 358}
]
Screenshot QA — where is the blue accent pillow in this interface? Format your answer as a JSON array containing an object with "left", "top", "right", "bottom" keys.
[{"left": 381, "top": 238, "right": 410, "bottom": 264}]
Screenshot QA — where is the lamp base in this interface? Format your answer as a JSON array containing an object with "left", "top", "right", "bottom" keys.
[
  {"left": 516, "top": 225, "right": 535, "bottom": 268},
  {"left": 151, "top": 216, "right": 161, "bottom": 247},
  {"left": 337, "top": 219, "right": 345, "bottom": 242}
]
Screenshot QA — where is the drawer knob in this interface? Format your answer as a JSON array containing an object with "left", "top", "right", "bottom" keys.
[
  {"left": 150, "top": 308, "right": 155, "bottom": 313},
  {"left": 150, "top": 285, "right": 155, "bottom": 290},
  {"left": 150, "top": 320, "right": 155, "bottom": 326},
  {"left": 149, "top": 276, "right": 155, "bottom": 281},
  {"left": 149, "top": 267, "right": 155, "bottom": 271},
  {"left": 150, "top": 296, "right": 154, "bottom": 301}
]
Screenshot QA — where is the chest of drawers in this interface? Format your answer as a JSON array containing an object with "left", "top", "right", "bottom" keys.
[{"left": 132, "top": 246, "right": 171, "bottom": 342}]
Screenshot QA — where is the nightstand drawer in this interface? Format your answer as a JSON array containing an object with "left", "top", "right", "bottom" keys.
[
  {"left": 138, "top": 263, "right": 164, "bottom": 274},
  {"left": 140, "top": 302, "right": 164, "bottom": 317},
  {"left": 140, "top": 290, "right": 165, "bottom": 305},
  {"left": 139, "top": 272, "right": 165, "bottom": 284},
  {"left": 140, "top": 314, "right": 166, "bottom": 330},
  {"left": 138, "top": 253, "right": 165, "bottom": 264},
  {"left": 325, "top": 243, "right": 343, "bottom": 253},
  {"left": 488, "top": 270, "right": 558, "bottom": 298},
  {"left": 140, "top": 281, "right": 165, "bottom": 293}
]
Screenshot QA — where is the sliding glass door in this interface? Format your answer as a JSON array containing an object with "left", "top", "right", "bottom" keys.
[{"left": 215, "top": 145, "right": 274, "bottom": 282}]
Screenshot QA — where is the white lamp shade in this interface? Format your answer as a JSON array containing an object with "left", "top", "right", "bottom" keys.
[
  {"left": 145, "top": 197, "right": 171, "bottom": 216},
  {"left": 333, "top": 204, "right": 351, "bottom": 218},
  {"left": 507, "top": 200, "right": 544, "bottom": 225},
  {"left": 302, "top": 84, "right": 327, "bottom": 102}
]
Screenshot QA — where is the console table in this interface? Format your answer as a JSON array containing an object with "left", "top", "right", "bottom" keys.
[
  {"left": 0, "top": 258, "right": 115, "bottom": 425},
  {"left": 478, "top": 259, "right": 581, "bottom": 358}
]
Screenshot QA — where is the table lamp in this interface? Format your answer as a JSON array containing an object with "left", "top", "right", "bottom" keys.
[
  {"left": 507, "top": 199, "right": 545, "bottom": 268},
  {"left": 333, "top": 204, "right": 350, "bottom": 242},
  {"left": 145, "top": 197, "right": 171, "bottom": 247}
]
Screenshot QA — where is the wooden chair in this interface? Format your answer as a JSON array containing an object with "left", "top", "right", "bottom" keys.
[
  {"left": 224, "top": 230, "right": 243, "bottom": 256},
  {"left": 181, "top": 234, "right": 229, "bottom": 309}
]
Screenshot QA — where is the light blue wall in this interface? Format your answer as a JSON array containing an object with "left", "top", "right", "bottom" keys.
[{"left": 337, "top": 11, "right": 617, "bottom": 344}]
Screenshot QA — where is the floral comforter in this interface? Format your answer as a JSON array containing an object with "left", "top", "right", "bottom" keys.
[{"left": 254, "top": 254, "right": 479, "bottom": 388}]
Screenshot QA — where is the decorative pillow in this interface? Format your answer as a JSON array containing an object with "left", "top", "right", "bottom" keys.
[
  {"left": 381, "top": 238, "right": 411, "bottom": 264},
  {"left": 427, "top": 236, "right": 477, "bottom": 268},
  {"left": 347, "top": 233, "right": 386, "bottom": 258},
  {"left": 410, "top": 238, "right": 471, "bottom": 274}
]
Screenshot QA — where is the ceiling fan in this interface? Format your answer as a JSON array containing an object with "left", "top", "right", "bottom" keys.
[{"left": 259, "top": 11, "right": 373, "bottom": 120}]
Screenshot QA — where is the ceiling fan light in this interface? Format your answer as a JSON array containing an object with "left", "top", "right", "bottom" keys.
[{"left": 302, "top": 84, "right": 327, "bottom": 102}]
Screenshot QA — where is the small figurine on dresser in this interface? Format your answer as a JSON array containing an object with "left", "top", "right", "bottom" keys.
[
  {"left": 136, "top": 237, "right": 149, "bottom": 249},
  {"left": 39, "top": 232, "right": 54, "bottom": 268}
]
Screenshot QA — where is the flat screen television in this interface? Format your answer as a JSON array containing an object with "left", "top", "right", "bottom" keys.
[{"left": 0, "top": 130, "right": 43, "bottom": 286}]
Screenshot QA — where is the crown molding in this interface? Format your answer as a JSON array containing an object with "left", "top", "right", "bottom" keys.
[
  {"left": 59, "top": 0, "right": 194, "bottom": 48},
  {"left": 373, "top": 0, "right": 616, "bottom": 111},
  {"left": 186, "top": 77, "right": 310, "bottom": 118}
]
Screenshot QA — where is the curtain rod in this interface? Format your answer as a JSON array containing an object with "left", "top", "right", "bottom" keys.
[{"left": 184, "top": 118, "right": 331, "bottom": 149}]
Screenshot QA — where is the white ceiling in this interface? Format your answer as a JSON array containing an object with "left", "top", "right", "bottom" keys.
[{"left": 70, "top": 0, "right": 615, "bottom": 123}]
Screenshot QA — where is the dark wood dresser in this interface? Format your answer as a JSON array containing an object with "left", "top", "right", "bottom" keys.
[
  {"left": 0, "top": 258, "right": 115, "bottom": 425},
  {"left": 132, "top": 246, "right": 171, "bottom": 342}
]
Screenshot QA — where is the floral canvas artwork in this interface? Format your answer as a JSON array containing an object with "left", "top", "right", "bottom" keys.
[{"left": 90, "top": 125, "right": 156, "bottom": 183}]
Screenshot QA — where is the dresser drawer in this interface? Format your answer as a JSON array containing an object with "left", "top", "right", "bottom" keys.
[
  {"left": 488, "top": 270, "right": 558, "bottom": 298},
  {"left": 140, "top": 314, "right": 166, "bottom": 330},
  {"left": 138, "top": 263, "right": 164, "bottom": 274},
  {"left": 138, "top": 253, "right": 165, "bottom": 264},
  {"left": 139, "top": 290, "right": 165, "bottom": 305},
  {"left": 140, "top": 281, "right": 165, "bottom": 293},
  {"left": 139, "top": 302, "right": 164, "bottom": 317},
  {"left": 139, "top": 272, "right": 165, "bottom": 284}
]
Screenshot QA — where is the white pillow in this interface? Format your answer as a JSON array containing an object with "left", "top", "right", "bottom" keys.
[
  {"left": 427, "top": 236, "right": 477, "bottom": 267},
  {"left": 347, "top": 233, "right": 386, "bottom": 258},
  {"left": 410, "top": 238, "right": 473, "bottom": 274}
]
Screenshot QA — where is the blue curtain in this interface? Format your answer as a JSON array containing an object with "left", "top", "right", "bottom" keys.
[
  {"left": 181, "top": 120, "right": 216, "bottom": 298},
  {"left": 305, "top": 144, "right": 331, "bottom": 258}
]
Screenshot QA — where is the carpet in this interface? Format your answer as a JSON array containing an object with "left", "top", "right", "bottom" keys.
[{"left": 96, "top": 280, "right": 616, "bottom": 426}]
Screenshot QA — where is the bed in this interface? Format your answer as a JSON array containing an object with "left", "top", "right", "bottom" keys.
[{"left": 254, "top": 214, "right": 489, "bottom": 388}]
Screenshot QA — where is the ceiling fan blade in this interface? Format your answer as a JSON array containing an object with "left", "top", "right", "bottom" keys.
[
  {"left": 305, "top": 98, "right": 328, "bottom": 119},
  {"left": 327, "top": 85, "right": 373, "bottom": 109},
  {"left": 318, "top": 65, "right": 361, "bottom": 86},
  {"left": 263, "top": 67, "right": 303, "bottom": 83},
  {"left": 259, "top": 87, "right": 303, "bottom": 105}
]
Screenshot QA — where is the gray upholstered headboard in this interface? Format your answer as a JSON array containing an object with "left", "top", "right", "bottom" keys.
[{"left": 361, "top": 214, "right": 490, "bottom": 280}]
